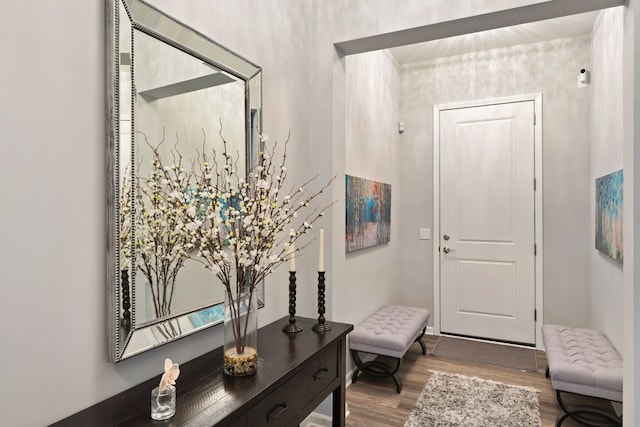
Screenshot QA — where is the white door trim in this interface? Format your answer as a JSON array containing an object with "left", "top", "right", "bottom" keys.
[{"left": 433, "top": 93, "right": 544, "bottom": 349}]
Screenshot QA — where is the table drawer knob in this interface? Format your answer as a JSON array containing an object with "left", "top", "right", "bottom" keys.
[
  {"left": 313, "top": 367, "right": 329, "bottom": 381},
  {"left": 267, "top": 403, "right": 288, "bottom": 420}
]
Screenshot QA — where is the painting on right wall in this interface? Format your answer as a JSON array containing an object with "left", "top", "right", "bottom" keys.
[{"left": 595, "top": 169, "right": 623, "bottom": 263}]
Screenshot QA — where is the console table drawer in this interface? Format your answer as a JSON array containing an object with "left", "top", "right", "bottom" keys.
[
  {"left": 301, "top": 342, "right": 338, "bottom": 402},
  {"left": 223, "top": 413, "right": 246, "bottom": 427},
  {"left": 246, "top": 374, "right": 303, "bottom": 427}
]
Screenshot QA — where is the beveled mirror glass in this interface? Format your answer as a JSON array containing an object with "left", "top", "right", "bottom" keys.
[{"left": 107, "top": 0, "right": 262, "bottom": 362}]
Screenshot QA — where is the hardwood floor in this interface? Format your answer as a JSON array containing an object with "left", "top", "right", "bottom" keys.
[{"left": 345, "top": 335, "right": 618, "bottom": 427}]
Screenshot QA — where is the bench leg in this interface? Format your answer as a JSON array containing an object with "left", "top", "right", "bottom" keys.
[
  {"left": 414, "top": 326, "right": 427, "bottom": 355},
  {"left": 555, "top": 390, "right": 621, "bottom": 427},
  {"left": 350, "top": 349, "right": 403, "bottom": 393}
]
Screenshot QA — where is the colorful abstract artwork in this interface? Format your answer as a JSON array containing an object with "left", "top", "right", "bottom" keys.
[
  {"left": 345, "top": 175, "right": 391, "bottom": 252},
  {"left": 595, "top": 169, "right": 623, "bottom": 263}
]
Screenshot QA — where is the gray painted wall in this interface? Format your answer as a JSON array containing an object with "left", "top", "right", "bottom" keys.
[
  {"left": 590, "top": 8, "right": 625, "bottom": 352},
  {"left": 1, "top": 1, "right": 637, "bottom": 425},
  {"left": 343, "top": 50, "right": 401, "bottom": 325},
  {"left": 622, "top": 0, "right": 640, "bottom": 419}
]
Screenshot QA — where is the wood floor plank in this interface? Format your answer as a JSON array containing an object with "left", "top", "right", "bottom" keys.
[{"left": 345, "top": 335, "right": 617, "bottom": 427}]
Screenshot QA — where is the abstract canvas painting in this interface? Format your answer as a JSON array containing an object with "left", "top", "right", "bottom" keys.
[
  {"left": 345, "top": 175, "right": 391, "bottom": 252},
  {"left": 595, "top": 169, "right": 623, "bottom": 263}
]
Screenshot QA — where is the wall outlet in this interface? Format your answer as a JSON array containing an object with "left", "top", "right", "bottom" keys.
[{"left": 419, "top": 228, "right": 431, "bottom": 240}]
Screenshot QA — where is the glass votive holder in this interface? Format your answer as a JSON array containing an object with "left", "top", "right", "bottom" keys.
[{"left": 151, "top": 385, "right": 176, "bottom": 420}]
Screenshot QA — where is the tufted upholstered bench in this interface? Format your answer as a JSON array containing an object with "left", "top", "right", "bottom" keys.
[
  {"left": 541, "top": 324, "right": 622, "bottom": 427},
  {"left": 349, "top": 305, "right": 430, "bottom": 393}
]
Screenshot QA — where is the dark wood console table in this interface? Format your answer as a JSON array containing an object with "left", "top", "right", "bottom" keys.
[{"left": 51, "top": 316, "right": 353, "bottom": 426}]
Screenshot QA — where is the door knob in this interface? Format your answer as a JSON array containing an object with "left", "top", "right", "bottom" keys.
[{"left": 443, "top": 247, "right": 455, "bottom": 253}]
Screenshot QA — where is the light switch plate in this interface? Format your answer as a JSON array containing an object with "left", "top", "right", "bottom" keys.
[{"left": 419, "top": 228, "right": 431, "bottom": 240}]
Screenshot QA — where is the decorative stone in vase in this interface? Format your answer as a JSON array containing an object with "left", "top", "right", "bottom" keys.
[{"left": 223, "top": 291, "right": 258, "bottom": 376}]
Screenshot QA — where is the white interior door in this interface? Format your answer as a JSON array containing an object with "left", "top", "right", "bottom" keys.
[{"left": 439, "top": 101, "right": 536, "bottom": 344}]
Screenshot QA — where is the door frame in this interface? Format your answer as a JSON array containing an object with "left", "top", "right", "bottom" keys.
[{"left": 432, "top": 93, "right": 544, "bottom": 349}]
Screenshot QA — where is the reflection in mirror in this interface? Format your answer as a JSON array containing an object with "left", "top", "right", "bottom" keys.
[
  {"left": 108, "top": 0, "right": 262, "bottom": 362},
  {"left": 133, "top": 29, "right": 245, "bottom": 325}
]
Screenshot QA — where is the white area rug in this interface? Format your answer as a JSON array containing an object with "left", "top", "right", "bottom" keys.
[{"left": 404, "top": 371, "right": 541, "bottom": 427}]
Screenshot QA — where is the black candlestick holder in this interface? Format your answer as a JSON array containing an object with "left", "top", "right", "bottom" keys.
[
  {"left": 120, "top": 269, "right": 131, "bottom": 329},
  {"left": 282, "top": 271, "right": 303, "bottom": 333},
  {"left": 312, "top": 271, "right": 331, "bottom": 332}
]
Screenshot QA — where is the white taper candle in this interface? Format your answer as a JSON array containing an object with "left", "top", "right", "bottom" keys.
[
  {"left": 289, "top": 241, "right": 296, "bottom": 271},
  {"left": 319, "top": 228, "right": 325, "bottom": 272}
]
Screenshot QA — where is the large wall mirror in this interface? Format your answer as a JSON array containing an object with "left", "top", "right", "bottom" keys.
[{"left": 107, "top": 0, "right": 262, "bottom": 362}]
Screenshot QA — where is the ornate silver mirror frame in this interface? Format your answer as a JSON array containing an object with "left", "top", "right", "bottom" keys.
[{"left": 107, "top": 0, "right": 262, "bottom": 363}]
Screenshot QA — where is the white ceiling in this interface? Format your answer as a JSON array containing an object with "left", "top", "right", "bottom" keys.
[{"left": 389, "top": 11, "right": 600, "bottom": 65}]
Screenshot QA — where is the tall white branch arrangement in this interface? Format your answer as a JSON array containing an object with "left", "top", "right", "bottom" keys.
[
  {"left": 135, "top": 139, "right": 193, "bottom": 320},
  {"left": 119, "top": 165, "right": 133, "bottom": 271},
  {"left": 118, "top": 153, "right": 192, "bottom": 337},
  {"left": 146, "top": 129, "right": 333, "bottom": 353}
]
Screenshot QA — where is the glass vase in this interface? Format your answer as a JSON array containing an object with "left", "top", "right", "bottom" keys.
[
  {"left": 223, "top": 290, "right": 258, "bottom": 376},
  {"left": 151, "top": 385, "right": 176, "bottom": 420}
]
